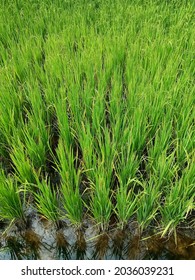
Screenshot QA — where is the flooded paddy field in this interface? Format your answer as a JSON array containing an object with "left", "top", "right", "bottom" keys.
[
  {"left": 0, "top": 212, "right": 194, "bottom": 260},
  {"left": 0, "top": 0, "right": 194, "bottom": 260}
]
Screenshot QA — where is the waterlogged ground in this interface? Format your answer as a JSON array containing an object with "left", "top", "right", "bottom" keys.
[{"left": 0, "top": 211, "right": 194, "bottom": 260}]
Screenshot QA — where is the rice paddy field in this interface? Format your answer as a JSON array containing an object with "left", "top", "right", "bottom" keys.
[{"left": 0, "top": 0, "right": 195, "bottom": 260}]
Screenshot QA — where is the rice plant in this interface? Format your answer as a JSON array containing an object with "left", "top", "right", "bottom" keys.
[
  {"left": 114, "top": 146, "right": 140, "bottom": 230},
  {"left": 55, "top": 139, "right": 83, "bottom": 227},
  {"left": 10, "top": 136, "right": 38, "bottom": 185},
  {"left": 0, "top": 171, "right": 26, "bottom": 225},
  {"left": 136, "top": 178, "right": 161, "bottom": 233},
  {"left": 33, "top": 178, "right": 60, "bottom": 228},
  {"left": 160, "top": 158, "right": 195, "bottom": 237}
]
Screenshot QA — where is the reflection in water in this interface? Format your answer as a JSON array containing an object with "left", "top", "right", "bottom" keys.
[
  {"left": 56, "top": 230, "right": 70, "bottom": 260},
  {"left": 74, "top": 229, "right": 87, "bottom": 260},
  {"left": 93, "top": 232, "right": 109, "bottom": 260},
  {"left": 23, "top": 229, "right": 41, "bottom": 260},
  {"left": 3, "top": 236, "right": 26, "bottom": 260},
  {"left": 111, "top": 229, "right": 126, "bottom": 259},
  {"left": 0, "top": 218, "right": 194, "bottom": 260}
]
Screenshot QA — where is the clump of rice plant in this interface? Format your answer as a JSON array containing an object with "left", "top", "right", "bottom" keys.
[
  {"left": 0, "top": 84, "right": 23, "bottom": 159},
  {"left": 33, "top": 177, "right": 61, "bottom": 228},
  {"left": 0, "top": 171, "right": 26, "bottom": 227},
  {"left": 160, "top": 158, "right": 195, "bottom": 238},
  {"left": 136, "top": 178, "right": 161, "bottom": 233},
  {"left": 88, "top": 129, "right": 114, "bottom": 232},
  {"left": 10, "top": 136, "right": 38, "bottom": 185},
  {"left": 89, "top": 171, "right": 113, "bottom": 232},
  {"left": 114, "top": 142, "right": 140, "bottom": 230},
  {"left": 55, "top": 139, "right": 83, "bottom": 227}
]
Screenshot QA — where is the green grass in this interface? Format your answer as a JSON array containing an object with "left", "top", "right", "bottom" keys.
[{"left": 0, "top": 0, "right": 194, "bottom": 238}]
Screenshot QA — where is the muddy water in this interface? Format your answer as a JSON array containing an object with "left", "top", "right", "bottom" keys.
[{"left": 0, "top": 214, "right": 194, "bottom": 260}]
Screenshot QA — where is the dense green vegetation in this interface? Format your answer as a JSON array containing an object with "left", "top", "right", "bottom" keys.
[{"left": 0, "top": 0, "right": 194, "bottom": 240}]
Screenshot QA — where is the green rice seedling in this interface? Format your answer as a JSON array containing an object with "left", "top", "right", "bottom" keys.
[
  {"left": 55, "top": 97, "right": 72, "bottom": 152},
  {"left": 147, "top": 149, "right": 179, "bottom": 189},
  {"left": 0, "top": 171, "right": 26, "bottom": 225},
  {"left": 33, "top": 178, "right": 60, "bottom": 228},
  {"left": 76, "top": 121, "right": 96, "bottom": 179},
  {"left": 21, "top": 123, "right": 49, "bottom": 170},
  {"left": 160, "top": 186, "right": 194, "bottom": 238},
  {"left": 147, "top": 120, "right": 173, "bottom": 160},
  {"left": 10, "top": 136, "right": 38, "bottom": 184},
  {"left": 90, "top": 81, "right": 107, "bottom": 133},
  {"left": 0, "top": 84, "right": 24, "bottom": 159},
  {"left": 175, "top": 111, "right": 194, "bottom": 170},
  {"left": 77, "top": 128, "right": 113, "bottom": 231},
  {"left": 114, "top": 143, "right": 140, "bottom": 229},
  {"left": 9, "top": 84, "right": 49, "bottom": 182},
  {"left": 160, "top": 158, "right": 195, "bottom": 237},
  {"left": 78, "top": 127, "right": 114, "bottom": 231},
  {"left": 95, "top": 128, "right": 116, "bottom": 183},
  {"left": 76, "top": 51, "right": 101, "bottom": 122},
  {"left": 128, "top": 106, "right": 149, "bottom": 156},
  {"left": 88, "top": 128, "right": 115, "bottom": 232},
  {"left": 90, "top": 173, "right": 112, "bottom": 232},
  {"left": 56, "top": 139, "right": 83, "bottom": 227},
  {"left": 137, "top": 178, "right": 161, "bottom": 233},
  {"left": 21, "top": 83, "right": 50, "bottom": 169},
  {"left": 115, "top": 183, "right": 138, "bottom": 230}
]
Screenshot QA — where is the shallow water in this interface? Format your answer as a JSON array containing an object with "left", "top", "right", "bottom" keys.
[{"left": 0, "top": 213, "right": 194, "bottom": 260}]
